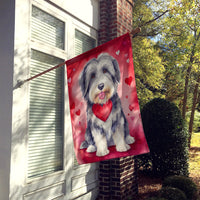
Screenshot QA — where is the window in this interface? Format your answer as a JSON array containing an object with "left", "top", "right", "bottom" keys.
[
  {"left": 31, "top": 6, "right": 65, "bottom": 50},
  {"left": 28, "top": 6, "right": 65, "bottom": 178},
  {"left": 28, "top": 5, "right": 97, "bottom": 177}
]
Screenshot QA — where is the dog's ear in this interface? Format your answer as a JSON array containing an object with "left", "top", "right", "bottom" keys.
[
  {"left": 79, "top": 66, "right": 88, "bottom": 98},
  {"left": 79, "top": 60, "right": 94, "bottom": 98},
  {"left": 112, "top": 58, "right": 120, "bottom": 83}
]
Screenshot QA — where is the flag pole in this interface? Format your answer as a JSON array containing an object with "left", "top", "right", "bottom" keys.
[
  {"left": 130, "top": 27, "right": 141, "bottom": 38},
  {"left": 15, "top": 61, "right": 66, "bottom": 88}
]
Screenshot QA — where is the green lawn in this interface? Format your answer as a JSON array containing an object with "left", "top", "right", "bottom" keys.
[
  {"left": 189, "top": 132, "right": 200, "bottom": 172},
  {"left": 189, "top": 132, "right": 200, "bottom": 190},
  {"left": 191, "top": 132, "right": 200, "bottom": 147}
]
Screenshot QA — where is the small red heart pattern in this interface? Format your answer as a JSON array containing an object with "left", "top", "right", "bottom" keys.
[
  {"left": 129, "top": 104, "right": 134, "bottom": 111},
  {"left": 70, "top": 102, "right": 75, "bottom": 109},
  {"left": 76, "top": 109, "right": 81, "bottom": 116},
  {"left": 125, "top": 76, "right": 133, "bottom": 86}
]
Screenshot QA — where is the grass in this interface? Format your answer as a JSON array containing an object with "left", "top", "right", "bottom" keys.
[
  {"left": 189, "top": 132, "right": 200, "bottom": 191},
  {"left": 190, "top": 132, "right": 200, "bottom": 146}
]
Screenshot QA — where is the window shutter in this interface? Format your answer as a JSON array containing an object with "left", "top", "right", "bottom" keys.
[
  {"left": 28, "top": 50, "right": 64, "bottom": 178},
  {"left": 73, "top": 30, "right": 96, "bottom": 166},
  {"left": 31, "top": 6, "right": 65, "bottom": 50}
]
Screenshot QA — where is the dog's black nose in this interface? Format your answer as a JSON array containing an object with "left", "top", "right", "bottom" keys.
[{"left": 98, "top": 83, "right": 104, "bottom": 90}]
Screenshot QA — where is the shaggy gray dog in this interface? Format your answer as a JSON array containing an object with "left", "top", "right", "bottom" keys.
[{"left": 79, "top": 53, "right": 135, "bottom": 157}]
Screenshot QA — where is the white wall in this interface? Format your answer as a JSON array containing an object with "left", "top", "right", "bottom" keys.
[
  {"left": 49, "top": 0, "right": 99, "bottom": 30},
  {"left": 0, "top": 0, "right": 15, "bottom": 199}
]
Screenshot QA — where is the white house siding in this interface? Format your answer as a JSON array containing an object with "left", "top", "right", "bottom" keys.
[
  {"left": 48, "top": 0, "right": 99, "bottom": 30},
  {"left": 0, "top": 0, "right": 100, "bottom": 199}
]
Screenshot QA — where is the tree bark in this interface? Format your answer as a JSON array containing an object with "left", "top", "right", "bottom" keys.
[
  {"left": 182, "top": 32, "right": 200, "bottom": 119},
  {"left": 196, "top": 92, "right": 200, "bottom": 110},
  {"left": 182, "top": 65, "right": 192, "bottom": 119},
  {"left": 188, "top": 73, "right": 200, "bottom": 147}
]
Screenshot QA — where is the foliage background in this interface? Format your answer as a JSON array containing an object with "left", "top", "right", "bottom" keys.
[{"left": 132, "top": 0, "right": 200, "bottom": 141}]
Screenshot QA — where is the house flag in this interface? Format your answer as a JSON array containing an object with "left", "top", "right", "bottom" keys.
[{"left": 66, "top": 33, "right": 149, "bottom": 164}]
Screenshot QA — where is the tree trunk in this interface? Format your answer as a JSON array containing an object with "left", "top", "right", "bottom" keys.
[
  {"left": 188, "top": 73, "right": 200, "bottom": 148},
  {"left": 182, "top": 32, "right": 199, "bottom": 119},
  {"left": 182, "top": 65, "right": 192, "bottom": 119},
  {"left": 197, "top": 92, "right": 200, "bottom": 110}
]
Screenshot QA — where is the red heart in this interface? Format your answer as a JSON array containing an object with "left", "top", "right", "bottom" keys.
[
  {"left": 70, "top": 102, "right": 75, "bottom": 109},
  {"left": 131, "top": 116, "right": 135, "bottom": 121},
  {"left": 67, "top": 67, "right": 73, "bottom": 77},
  {"left": 92, "top": 100, "right": 112, "bottom": 122},
  {"left": 76, "top": 109, "right": 81, "bottom": 116},
  {"left": 125, "top": 76, "right": 133, "bottom": 86},
  {"left": 129, "top": 104, "right": 134, "bottom": 111}
]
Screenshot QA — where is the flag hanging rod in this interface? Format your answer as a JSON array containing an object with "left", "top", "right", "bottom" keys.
[
  {"left": 15, "top": 61, "right": 66, "bottom": 89},
  {"left": 131, "top": 27, "right": 141, "bottom": 37},
  {"left": 15, "top": 28, "right": 141, "bottom": 89}
]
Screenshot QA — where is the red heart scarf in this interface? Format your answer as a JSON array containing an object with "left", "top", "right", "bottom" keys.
[{"left": 92, "top": 99, "right": 112, "bottom": 122}]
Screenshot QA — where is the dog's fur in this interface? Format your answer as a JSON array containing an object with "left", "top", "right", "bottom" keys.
[{"left": 79, "top": 53, "right": 135, "bottom": 156}]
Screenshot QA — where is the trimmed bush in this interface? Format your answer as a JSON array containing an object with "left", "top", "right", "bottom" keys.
[
  {"left": 163, "top": 175, "right": 198, "bottom": 200},
  {"left": 159, "top": 186, "right": 187, "bottom": 200},
  {"left": 140, "top": 98, "right": 189, "bottom": 177}
]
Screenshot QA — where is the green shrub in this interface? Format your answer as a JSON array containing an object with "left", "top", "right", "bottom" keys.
[
  {"left": 162, "top": 175, "right": 198, "bottom": 200},
  {"left": 140, "top": 98, "right": 189, "bottom": 177},
  {"left": 159, "top": 186, "right": 187, "bottom": 200}
]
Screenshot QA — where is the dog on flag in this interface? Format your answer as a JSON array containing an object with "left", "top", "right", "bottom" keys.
[{"left": 79, "top": 53, "right": 135, "bottom": 157}]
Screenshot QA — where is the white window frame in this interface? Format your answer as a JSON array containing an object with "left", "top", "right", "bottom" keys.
[{"left": 11, "top": 0, "right": 99, "bottom": 199}]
